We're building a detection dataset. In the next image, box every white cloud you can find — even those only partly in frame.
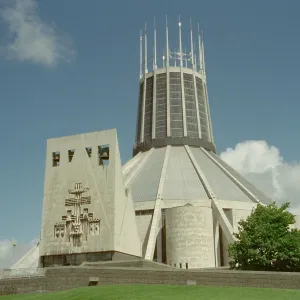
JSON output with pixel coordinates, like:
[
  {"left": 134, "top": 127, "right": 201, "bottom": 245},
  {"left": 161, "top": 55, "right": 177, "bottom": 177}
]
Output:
[
  {"left": 0, "top": 0, "right": 74, "bottom": 67},
  {"left": 0, "top": 239, "right": 38, "bottom": 269},
  {"left": 220, "top": 140, "right": 300, "bottom": 214}
]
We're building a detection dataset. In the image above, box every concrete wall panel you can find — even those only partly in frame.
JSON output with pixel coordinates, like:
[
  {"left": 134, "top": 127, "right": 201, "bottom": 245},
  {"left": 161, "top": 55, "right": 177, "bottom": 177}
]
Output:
[
  {"left": 39, "top": 129, "right": 141, "bottom": 261},
  {"left": 165, "top": 205, "right": 215, "bottom": 268}
]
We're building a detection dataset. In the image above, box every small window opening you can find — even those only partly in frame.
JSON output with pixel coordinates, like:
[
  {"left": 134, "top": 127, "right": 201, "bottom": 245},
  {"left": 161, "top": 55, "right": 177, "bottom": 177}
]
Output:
[
  {"left": 98, "top": 145, "right": 109, "bottom": 166},
  {"left": 85, "top": 147, "right": 92, "bottom": 158},
  {"left": 52, "top": 151, "right": 60, "bottom": 166},
  {"left": 88, "top": 280, "right": 98, "bottom": 286},
  {"left": 54, "top": 226, "right": 60, "bottom": 238},
  {"left": 186, "top": 262, "right": 189, "bottom": 269},
  {"left": 180, "top": 263, "right": 182, "bottom": 269},
  {"left": 68, "top": 149, "right": 75, "bottom": 162},
  {"left": 174, "top": 263, "right": 176, "bottom": 268}
]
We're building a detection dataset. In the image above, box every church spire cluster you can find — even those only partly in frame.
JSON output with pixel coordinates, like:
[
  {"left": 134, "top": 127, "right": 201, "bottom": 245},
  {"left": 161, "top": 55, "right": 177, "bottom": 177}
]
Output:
[{"left": 139, "top": 16, "right": 207, "bottom": 79}]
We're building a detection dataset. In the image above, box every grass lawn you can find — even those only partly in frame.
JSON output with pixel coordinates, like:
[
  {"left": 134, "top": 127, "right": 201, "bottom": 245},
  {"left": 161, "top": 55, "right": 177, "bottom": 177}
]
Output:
[{"left": 2, "top": 284, "right": 300, "bottom": 300}]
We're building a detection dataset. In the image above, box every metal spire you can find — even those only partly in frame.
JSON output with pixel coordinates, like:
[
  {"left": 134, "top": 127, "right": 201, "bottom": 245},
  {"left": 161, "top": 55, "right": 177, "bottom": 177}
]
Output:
[
  {"left": 194, "top": 43, "right": 197, "bottom": 71},
  {"left": 190, "top": 18, "right": 195, "bottom": 70},
  {"left": 178, "top": 15, "right": 183, "bottom": 67},
  {"left": 144, "top": 23, "right": 148, "bottom": 74},
  {"left": 153, "top": 17, "right": 157, "bottom": 70},
  {"left": 201, "top": 29, "right": 206, "bottom": 77},
  {"left": 174, "top": 48, "right": 177, "bottom": 67},
  {"left": 139, "top": 17, "right": 205, "bottom": 72},
  {"left": 198, "top": 22, "right": 203, "bottom": 75},
  {"left": 140, "top": 29, "right": 143, "bottom": 79},
  {"left": 166, "top": 15, "right": 169, "bottom": 67}
]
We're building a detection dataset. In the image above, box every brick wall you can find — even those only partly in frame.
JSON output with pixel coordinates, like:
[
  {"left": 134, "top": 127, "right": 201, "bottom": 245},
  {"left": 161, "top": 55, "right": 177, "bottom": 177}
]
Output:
[{"left": 1, "top": 266, "right": 300, "bottom": 295}]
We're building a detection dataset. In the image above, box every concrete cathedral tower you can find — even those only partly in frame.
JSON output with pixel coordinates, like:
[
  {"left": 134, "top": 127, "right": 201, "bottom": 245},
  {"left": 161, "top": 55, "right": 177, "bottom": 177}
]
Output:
[
  {"left": 12, "top": 17, "right": 282, "bottom": 270},
  {"left": 38, "top": 130, "right": 141, "bottom": 267},
  {"left": 122, "top": 17, "right": 273, "bottom": 268}
]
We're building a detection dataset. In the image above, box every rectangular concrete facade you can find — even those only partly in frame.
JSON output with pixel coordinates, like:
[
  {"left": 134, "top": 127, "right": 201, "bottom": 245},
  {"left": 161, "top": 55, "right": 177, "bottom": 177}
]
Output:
[
  {"left": 135, "top": 213, "right": 153, "bottom": 257},
  {"left": 39, "top": 129, "right": 141, "bottom": 265}
]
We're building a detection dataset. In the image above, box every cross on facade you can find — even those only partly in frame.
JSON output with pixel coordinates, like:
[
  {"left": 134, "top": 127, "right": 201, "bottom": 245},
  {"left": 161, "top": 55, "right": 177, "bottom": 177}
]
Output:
[
  {"left": 64, "top": 183, "right": 91, "bottom": 238},
  {"left": 55, "top": 182, "right": 100, "bottom": 245}
]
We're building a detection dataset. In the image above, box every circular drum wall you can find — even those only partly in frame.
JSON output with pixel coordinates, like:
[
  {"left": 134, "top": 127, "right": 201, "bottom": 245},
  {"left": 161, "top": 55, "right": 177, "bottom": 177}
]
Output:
[{"left": 165, "top": 205, "right": 215, "bottom": 269}]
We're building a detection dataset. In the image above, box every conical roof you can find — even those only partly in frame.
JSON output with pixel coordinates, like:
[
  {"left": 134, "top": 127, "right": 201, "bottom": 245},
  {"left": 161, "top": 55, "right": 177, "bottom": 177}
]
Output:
[{"left": 123, "top": 145, "right": 272, "bottom": 205}]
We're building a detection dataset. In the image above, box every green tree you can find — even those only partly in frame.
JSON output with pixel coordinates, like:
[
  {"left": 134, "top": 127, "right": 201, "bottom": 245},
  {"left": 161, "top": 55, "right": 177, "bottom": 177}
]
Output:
[{"left": 228, "top": 202, "right": 300, "bottom": 272}]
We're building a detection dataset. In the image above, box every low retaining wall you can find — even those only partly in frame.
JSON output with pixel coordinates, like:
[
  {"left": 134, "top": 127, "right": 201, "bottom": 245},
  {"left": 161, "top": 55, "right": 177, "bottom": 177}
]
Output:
[
  {"left": 1, "top": 266, "right": 300, "bottom": 295},
  {"left": 81, "top": 259, "right": 175, "bottom": 270}
]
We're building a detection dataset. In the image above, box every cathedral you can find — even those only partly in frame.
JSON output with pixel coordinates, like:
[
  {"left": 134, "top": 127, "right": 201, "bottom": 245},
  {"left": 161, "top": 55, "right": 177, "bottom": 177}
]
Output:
[{"left": 12, "top": 18, "right": 299, "bottom": 270}]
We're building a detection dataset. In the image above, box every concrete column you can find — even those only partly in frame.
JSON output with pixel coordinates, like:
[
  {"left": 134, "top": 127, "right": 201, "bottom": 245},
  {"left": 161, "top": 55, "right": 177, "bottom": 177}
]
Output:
[
  {"left": 202, "top": 79, "right": 213, "bottom": 142},
  {"left": 166, "top": 69, "right": 171, "bottom": 137},
  {"left": 193, "top": 73, "right": 202, "bottom": 138},
  {"left": 214, "top": 219, "right": 220, "bottom": 267},
  {"left": 180, "top": 69, "right": 187, "bottom": 136},
  {"left": 140, "top": 77, "right": 147, "bottom": 142},
  {"left": 156, "top": 217, "right": 163, "bottom": 263},
  {"left": 152, "top": 71, "right": 157, "bottom": 139}
]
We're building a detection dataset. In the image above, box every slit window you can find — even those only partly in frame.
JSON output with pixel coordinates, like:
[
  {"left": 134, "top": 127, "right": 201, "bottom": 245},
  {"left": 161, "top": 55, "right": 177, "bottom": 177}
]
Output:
[
  {"left": 98, "top": 144, "right": 109, "bottom": 166},
  {"left": 86, "top": 147, "right": 92, "bottom": 158},
  {"left": 186, "top": 262, "right": 189, "bottom": 269},
  {"left": 68, "top": 149, "right": 75, "bottom": 162},
  {"left": 52, "top": 151, "right": 60, "bottom": 167}
]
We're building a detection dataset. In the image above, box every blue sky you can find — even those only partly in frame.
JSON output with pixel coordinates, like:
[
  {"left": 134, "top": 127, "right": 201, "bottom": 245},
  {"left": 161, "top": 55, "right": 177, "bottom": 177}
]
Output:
[{"left": 1, "top": 0, "right": 300, "bottom": 266}]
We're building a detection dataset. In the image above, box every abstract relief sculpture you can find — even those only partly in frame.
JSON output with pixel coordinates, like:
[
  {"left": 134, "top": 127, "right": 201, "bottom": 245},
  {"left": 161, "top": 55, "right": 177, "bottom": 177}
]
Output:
[{"left": 54, "top": 183, "right": 100, "bottom": 247}]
